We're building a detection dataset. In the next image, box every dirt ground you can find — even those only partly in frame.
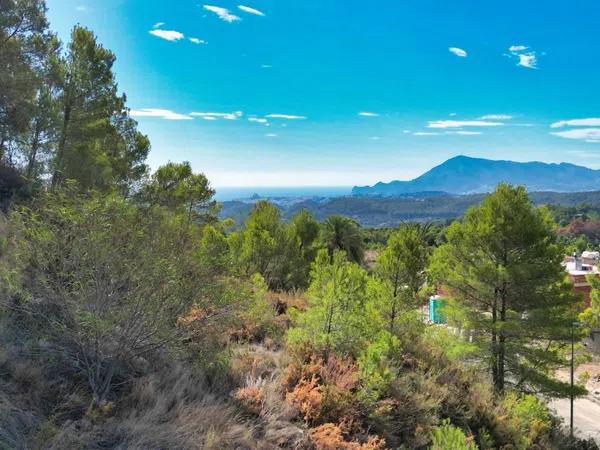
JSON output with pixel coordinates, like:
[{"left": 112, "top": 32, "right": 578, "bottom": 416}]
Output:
[{"left": 556, "top": 360, "right": 600, "bottom": 400}]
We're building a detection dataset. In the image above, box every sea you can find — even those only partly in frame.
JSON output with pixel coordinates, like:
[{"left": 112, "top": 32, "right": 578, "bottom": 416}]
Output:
[{"left": 214, "top": 186, "right": 352, "bottom": 201}]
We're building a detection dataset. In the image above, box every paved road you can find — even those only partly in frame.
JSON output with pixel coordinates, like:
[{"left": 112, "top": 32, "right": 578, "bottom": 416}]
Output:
[{"left": 549, "top": 398, "right": 600, "bottom": 441}]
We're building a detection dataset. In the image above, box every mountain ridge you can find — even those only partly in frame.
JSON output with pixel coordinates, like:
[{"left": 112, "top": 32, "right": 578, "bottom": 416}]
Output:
[{"left": 352, "top": 155, "right": 600, "bottom": 197}]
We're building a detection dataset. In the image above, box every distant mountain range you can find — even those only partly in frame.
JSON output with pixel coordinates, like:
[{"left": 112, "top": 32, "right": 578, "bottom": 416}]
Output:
[{"left": 352, "top": 155, "right": 600, "bottom": 197}]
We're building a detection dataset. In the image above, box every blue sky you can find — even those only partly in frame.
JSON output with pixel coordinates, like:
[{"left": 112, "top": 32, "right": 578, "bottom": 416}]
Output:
[{"left": 47, "top": 0, "right": 600, "bottom": 187}]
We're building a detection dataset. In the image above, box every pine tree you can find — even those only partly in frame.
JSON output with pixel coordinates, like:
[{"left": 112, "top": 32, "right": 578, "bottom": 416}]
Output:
[
  {"left": 430, "top": 184, "right": 583, "bottom": 395},
  {"left": 375, "top": 224, "right": 429, "bottom": 332},
  {"left": 51, "top": 26, "right": 148, "bottom": 191}
]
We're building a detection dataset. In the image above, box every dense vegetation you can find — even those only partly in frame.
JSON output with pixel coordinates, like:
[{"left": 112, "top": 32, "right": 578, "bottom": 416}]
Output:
[
  {"left": 1, "top": 2, "right": 600, "bottom": 449},
  {"left": 221, "top": 190, "right": 600, "bottom": 228}
]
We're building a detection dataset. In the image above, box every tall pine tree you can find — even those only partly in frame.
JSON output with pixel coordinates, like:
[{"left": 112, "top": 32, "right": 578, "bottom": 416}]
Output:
[{"left": 430, "top": 184, "right": 583, "bottom": 396}]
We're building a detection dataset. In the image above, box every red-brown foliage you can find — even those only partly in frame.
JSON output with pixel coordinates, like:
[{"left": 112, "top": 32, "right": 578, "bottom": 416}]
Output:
[{"left": 309, "top": 423, "right": 385, "bottom": 450}]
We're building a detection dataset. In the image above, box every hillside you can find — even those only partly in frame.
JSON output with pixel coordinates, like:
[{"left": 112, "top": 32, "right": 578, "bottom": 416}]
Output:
[
  {"left": 220, "top": 190, "right": 600, "bottom": 227},
  {"left": 352, "top": 156, "right": 600, "bottom": 197}
]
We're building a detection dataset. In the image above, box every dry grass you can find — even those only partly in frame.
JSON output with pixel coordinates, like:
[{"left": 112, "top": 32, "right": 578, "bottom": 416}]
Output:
[
  {"left": 283, "top": 353, "right": 360, "bottom": 427},
  {"left": 47, "top": 363, "right": 258, "bottom": 450},
  {"left": 309, "top": 423, "right": 385, "bottom": 450}
]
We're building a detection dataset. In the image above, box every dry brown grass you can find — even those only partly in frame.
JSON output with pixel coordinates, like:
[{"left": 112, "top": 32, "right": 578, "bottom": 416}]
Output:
[
  {"left": 286, "top": 375, "right": 324, "bottom": 423},
  {"left": 234, "top": 378, "right": 266, "bottom": 416},
  {"left": 283, "top": 353, "right": 360, "bottom": 427},
  {"left": 33, "top": 362, "right": 257, "bottom": 450},
  {"left": 309, "top": 423, "right": 385, "bottom": 450}
]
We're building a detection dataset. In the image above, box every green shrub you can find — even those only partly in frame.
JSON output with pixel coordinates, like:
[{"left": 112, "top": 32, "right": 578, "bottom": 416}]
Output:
[
  {"left": 357, "top": 331, "right": 401, "bottom": 406},
  {"left": 430, "top": 419, "right": 478, "bottom": 449}
]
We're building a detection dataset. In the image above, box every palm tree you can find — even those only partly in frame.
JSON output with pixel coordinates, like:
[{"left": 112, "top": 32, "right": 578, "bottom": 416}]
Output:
[{"left": 322, "top": 215, "right": 364, "bottom": 264}]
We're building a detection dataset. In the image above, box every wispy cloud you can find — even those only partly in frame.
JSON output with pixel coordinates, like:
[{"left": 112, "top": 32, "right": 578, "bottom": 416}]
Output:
[
  {"left": 191, "top": 111, "right": 243, "bottom": 120},
  {"left": 153, "top": 22, "right": 165, "bottom": 28},
  {"left": 509, "top": 45, "right": 527, "bottom": 52},
  {"left": 427, "top": 120, "right": 504, "bottom": 129},
  {"left": 551, "top": 128, "right": 600, "bottom": 142},
  {"left": 261, "top": 64, "right": 272, "bottom": 69},
  {"left": 203, "top": 5, "right": 241, "bottom": 22},
  {"left": 76, "top": 5, "right": 87, "bottom": 12},
  {"left": 130, "top": 108, "right": 192, "bottom": 121},
  {"left": 448, "top": 47, "right": 467, "bottom": 57},
  {"left": 358, "top": 112, "right": 379, "bottom": 117},
  {"left": 249, "top": 117, "right": 268, "bottom": 124},
  {"left": 266, "top": 114, "right": 306, "bottom": 120},
  {"left": 507, "top": 45, "right": 538, "bottom": 69},
  {"left": 189, "top": 37, "right": 206, "bottom": 45},
  {"left": 479, "top": 114, "right": 513, "bottom": 120},
  {"left": 149, "top": 29, "right": 184, "bottom": 42},
  {"left": 447, "top": 131, "right": 483, "bottom": 135},
  {"left": 266, "top": 133, "right": 278, "bottom": 137},
  {"left": 238, "top": 5, "right": 265, "bottom": 16},
  {"left": 551, "top": 118, "right": 600, "bottom": 128},
  {"left": 414, "top": 130, "right": 482, "bottom": 136}
]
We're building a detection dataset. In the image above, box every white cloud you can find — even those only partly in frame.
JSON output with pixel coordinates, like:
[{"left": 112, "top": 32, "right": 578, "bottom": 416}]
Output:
[
  {"left": 370, "top": 136, "right": 381, "bottom": 140},
  {"left": 190, "top": 111, "right": 243, "bottom": 120},
  {"left": 130, "top": 108, "right": 192, "bottom": 121},
  {"left": 189, "top": 37, "right": 206, "bottom": 45},
  {"left": 447, "top": 131, "right": 483, "bottom": 135},
  {"left": 266, "top": 114, "right": 306, "bottom": 120},
  {"left": 249, "top": 117, "right": 268, "bottom": 124},
  {"left": 153, "top": 22, "right": 165, "bottom": 28},
  {"left": 479, "top": 114, "right": 513, "bottom": 120},
  {"left": 507, "top": 45, "right": 538, "bottom": 69},
  {"left": 76, "top": 5, "right": 87, "bottom": 12},
  {"left": 517, "top": 53, "right": 538, "bottom": 69},
  {"left": 427, "top": 120, "right": 504, "bottom": 128},
  {"left": 238, "top": 5, "right": 265, "bottom": 16},
  {"left": 509, "top": 45, "right": 528, "bottom": 52},
  {"left": 203, "top": 5, "right": 241, "bottom": 22},
  {"left": 149, "top": 29, "right": 184, "bottom": 42},
  {"left": 414, "top": 132, "right": 440, "bottom": 136},
  {"left": 266, "top": 133, "right": 278, "bottom": 137},
  {"left": 358, "top": 112, "right": 379, "bottom": 117},
  {"left": 448, "top": 47, "right": 467, "bottom": 57},
  {"left": 551, "top": 128, "right": 600, "bottom": 142},
  {"left": 551, "top": 118, "right": 600, "bottom": 128}
]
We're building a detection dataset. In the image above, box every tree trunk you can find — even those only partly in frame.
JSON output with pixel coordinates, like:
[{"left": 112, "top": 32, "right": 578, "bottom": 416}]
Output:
[
  {"left": 52, "top": 100, "right": 71, "bottom": 188},
  {"left": 26, "top": 119, "right": 41, "bottom": 180},
  {"left": 491, "top": 288, "right": 502, "bottom": 391},
  {"left": 498, "top": 288, "right": 507, "bottom": 392}
]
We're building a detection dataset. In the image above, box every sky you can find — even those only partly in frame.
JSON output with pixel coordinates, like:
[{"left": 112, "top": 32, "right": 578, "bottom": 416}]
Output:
[{"left": 46, "top": 0, "right": 600, "bottom": 187}]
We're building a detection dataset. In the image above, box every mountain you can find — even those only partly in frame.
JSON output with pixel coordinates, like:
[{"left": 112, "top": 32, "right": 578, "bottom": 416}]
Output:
[{"left": 352, "top": 155, "right": 600, "bottom": 197}]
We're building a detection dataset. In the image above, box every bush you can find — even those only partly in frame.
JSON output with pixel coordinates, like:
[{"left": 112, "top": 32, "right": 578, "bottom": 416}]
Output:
[
  {"left": 284, "top": 353, "right": 359, "bottom": 426},
  {"left": 309, "top": 423, "right": 385, "bottom": 450},
  {"left": 430, "top": 419, "right": 477, "bottom": 449},
  {"left": 357, "top": 331, "right": 401, "bottom": 406},
  {"left": 2, "top": 191, "right": 226, "bottom": 405},
  {"left": 494, "top": 393, "right": 553, "bottom": 449}
]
